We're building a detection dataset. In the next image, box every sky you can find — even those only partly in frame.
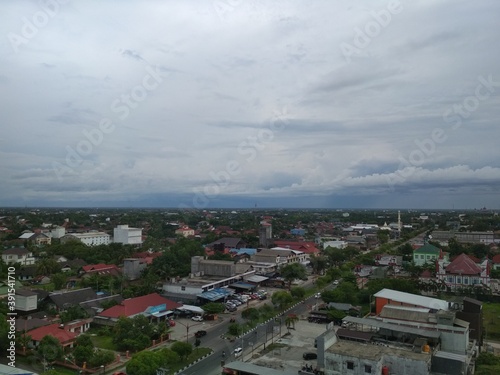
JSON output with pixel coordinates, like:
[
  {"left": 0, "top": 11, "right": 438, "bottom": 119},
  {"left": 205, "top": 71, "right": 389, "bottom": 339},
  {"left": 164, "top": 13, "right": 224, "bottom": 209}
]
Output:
[{"left": 1, "top": 0, "right": 500, "bottom": 210}]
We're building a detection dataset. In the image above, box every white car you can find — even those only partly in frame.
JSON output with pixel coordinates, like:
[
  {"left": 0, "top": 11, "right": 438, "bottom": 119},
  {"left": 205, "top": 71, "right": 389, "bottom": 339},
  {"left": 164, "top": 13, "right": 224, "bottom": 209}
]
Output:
[
  {"left": 191, "top": 315, "right": 204, "bottom": 322},
  {"left": 233, "top": 347, "right": 242, "bottom": 357},
  {"left": 333, "top": 280, "right": 339, "bottom": 285},
  {"left": 314, "top": 293, "right": 321, "bottom": 298}
]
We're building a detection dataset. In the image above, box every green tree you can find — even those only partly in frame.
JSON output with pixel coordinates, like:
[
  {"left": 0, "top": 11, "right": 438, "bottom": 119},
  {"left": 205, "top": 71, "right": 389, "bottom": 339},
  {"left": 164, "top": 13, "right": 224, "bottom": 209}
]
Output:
[
  {"left": 322, "top": 282, "right": 358, "bottom": 305},
  {"left": 35, "top": 258, "right": 61, "bottom": 276},
  {"left": 271, "top": 291, "right": 293, "bottom": 310},
  {"left": 60, "top": 305, "right": 88, "bottom": 323},
  {"left": 171, "top": 341, "right": 192, "bottom": 359},
  {"left": 309, "top": 255, "right": 328, "bottom": 275},
  {"left": 202, "top": 302, "right": 225, "bottom": 315},
  {"left": 37, "top": 335, "right": 63, "bottom": 364},
  {"left": 241, "top": 307, "right": 260, "bottom": 321},
  {"left": 290, "top": 286, "right": 306, "bottom": 299},
  {"left": 87, "top": 349, "right": 115, "bottom": 368},
  {"left": 280, "top": 263, "right": 307, "bottom": 289},
  {"left": 72, "top": 345, "right": 94, "bottom": 367},
  {"left": 51, "top": 273, "right": 67, "bottom": 290},
  {"left": 126, "top": 351, "right": 164, "bottom": 375},
  {"left": 285, "top": 313, "right": 299, "bottom": 332}
]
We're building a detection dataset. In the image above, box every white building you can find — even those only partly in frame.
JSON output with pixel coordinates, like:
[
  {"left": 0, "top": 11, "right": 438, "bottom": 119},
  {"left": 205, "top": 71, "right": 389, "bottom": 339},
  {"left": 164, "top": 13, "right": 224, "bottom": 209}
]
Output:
[
  {"left": 323, "top": 240, "right": 348, "bottom": 250},
  {"left": 61, "top": 232, "right": 110, "bottom": 246},
  {"left": 113, "top": 224, "right": 143, "bottom": 245}
]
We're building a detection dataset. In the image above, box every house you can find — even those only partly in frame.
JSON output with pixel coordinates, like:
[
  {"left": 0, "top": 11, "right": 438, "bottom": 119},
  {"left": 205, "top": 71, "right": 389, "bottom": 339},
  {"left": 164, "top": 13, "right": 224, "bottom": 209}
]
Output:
[
  {"left": 437, "top": 253, "right": 491, "bottom": 291},
  {"left": 253, "top": 248, "right": 306, "bottom": 265},
  {"left": 123, "top": 258, "right": 148, "bottom": 280},
  {"left": 18, "top": 265, "right": 37, "bottom": 281},
  {"left": 95, "top": 293, "right": 182, "bottom": 326},
  {"left": 412, "top": 243, "right": 448, "bottom": 266},
  {"left": 2, "top": 248, "right": 35, "bottom": 265},
  {"left": 374, "top": 254, "right": 402, "bottom": 267},
  {"left": 15, "top": 289, "right": 38, "bottom": 312},
  {"left": 48, "top": 288, "right": 98, "bottom": 311},
  {"left": 60, "top": 258, "right": 87, "bottom": 272},
  {"left": 492, "top": 254, "right": 500, "bottom": 270},
  {"left": 28, "top": 323, "right": 78, "bottom": 348},
  {"left": 206, "top": 237, "right": 246, "bottom": 251},
  {"left": 19, "top": 232, "right": 51, "bottom": 246},
  {"left": 80, "top": 263, "right": 121, "bottom": 277},
  {"left": 175, "top": 225, "right": 195, "bottom": 237}
]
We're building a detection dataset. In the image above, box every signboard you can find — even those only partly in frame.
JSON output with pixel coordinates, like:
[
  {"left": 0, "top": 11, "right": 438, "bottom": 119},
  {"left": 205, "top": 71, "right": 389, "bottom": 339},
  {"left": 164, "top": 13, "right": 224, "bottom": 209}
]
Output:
[{"left": 145, "top": 303, "right": 166, "bottom": 314}]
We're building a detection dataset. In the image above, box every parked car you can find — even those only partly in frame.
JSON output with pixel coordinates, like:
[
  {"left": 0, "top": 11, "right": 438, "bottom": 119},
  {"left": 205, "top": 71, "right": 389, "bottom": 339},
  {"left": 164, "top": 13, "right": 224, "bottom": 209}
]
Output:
[
  {"left": 191, "top": 315, "right": 204, "bottom": 322},
  {"left": 314, "top": 293, "right": 321, "bottom": 298},
  {"left": 303, "top": 352, "right": 317, "bottom": 360},
  {"left": 194, "top": 330, "right": 207, "bottom": 338},
  {"left": 227, "top": 306, "right": 237, "bottom": 312}
]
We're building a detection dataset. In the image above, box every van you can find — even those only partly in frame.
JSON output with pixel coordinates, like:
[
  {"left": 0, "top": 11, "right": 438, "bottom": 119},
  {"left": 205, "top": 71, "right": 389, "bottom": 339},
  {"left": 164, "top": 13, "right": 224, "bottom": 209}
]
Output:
[{"left": 234, "top": 347, "right": 242, "bottom": 357}]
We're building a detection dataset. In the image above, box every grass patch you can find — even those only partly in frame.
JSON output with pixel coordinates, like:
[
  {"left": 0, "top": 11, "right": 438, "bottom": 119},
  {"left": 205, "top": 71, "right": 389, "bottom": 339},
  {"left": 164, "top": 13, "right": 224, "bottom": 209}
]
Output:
[
  {"left": 91, "top": 335, "right": 117, "bottom": 351},
  {"left": 167, "top": 347, "right": 211, "bottom": 374},
  {"left": 483, "top": 303, "right": 500, "bottom": 342}
]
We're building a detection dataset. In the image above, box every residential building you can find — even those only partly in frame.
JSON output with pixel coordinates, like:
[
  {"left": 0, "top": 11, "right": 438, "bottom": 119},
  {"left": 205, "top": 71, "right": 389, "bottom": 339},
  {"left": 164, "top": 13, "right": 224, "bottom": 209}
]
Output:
[
  {"left": 48, "top": 288, "right": 98, "bottom": 312},
  {"left": 61, "top": 231, "right": 110, "bottom": 246},
  {"left": 175, "top": 225, "right": 195, "bottom": 237},
  {"left": 412, "top": 244, "right": 448, "bottom": 266},
  {"left": 28, "top": 323, "right": 79, "bottom": 348},
  {"left": 437, "top": 253, "right": 490, "bottom": 291},
  {"left": 80, "top": 263, "right": 121, "bottom": 277},
  {"left": 2, "top": 248, "right": 35, "bottom": 265},
  {"left": 19, "top": 232, "right": 52, "bottom": 246},
  {"left": 272, "top": 240, "right": 320, "bottom": 256},
  {"left": 95, "top": 293, "right": 182, "bottom": 326},
  {"left": 323, "top": 240, "right": 348, "bottom": 250},
  {"left": 113, "top": 224, "right": 143, "bottom": 245}
]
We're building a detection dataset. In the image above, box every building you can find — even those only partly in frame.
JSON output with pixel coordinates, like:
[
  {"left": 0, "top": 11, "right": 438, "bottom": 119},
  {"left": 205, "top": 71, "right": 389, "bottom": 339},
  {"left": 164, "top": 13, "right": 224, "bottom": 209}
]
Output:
[
  {"left": 259, "top": 221, "right": 272, "bottom": 247},
  {"left": 113, "top": 224, "right": 143, "bottom": 245},
  {"left": 272, "top": 240, "right": 320, "bottom": 256},
  {"left": 175, "top": 225, "right": 195, "bottom": 237},
  {"left": 323, "top": 240, "right": 348, "bottom": 250},
  {"left": 48, "top": 288, "right": 98, "bottom": 312},
  {"left": 253, "top": 248, "right": 306, "bottom": 265},
  {"left": 15, "top": 289, "right": 38, "bottom": 312},
  {"left": 319, "top": 289, "right": 481, "bottom": 375},
  {"left": 2, "top": 248, "right": 35, "bottom": 265},
  {"left": 80, "top": 263, "right": 121, "bottom": 277},
  {"left": 436, "top": 253, "right": 490, "bottom": 291},
  {"left": 19, "top": 232, "right": 52, "bottom": 246},
  {"left": 123, "top": 258, "right": 148, "bottom": 280},
  {"left": 95, "top": 293, "right": 182, "bottom": 326},
  {"left": 61, "top": 231, "right": 110, "bottom": 246},
  {"left": 412, "top": 244, "right": 448, "bottom": 267},
  {"left": 431, "top": 231, "right": 495, "bottom": 245},
  {"left": 28, "top": 323, "right": 79, "bottom": 348}
]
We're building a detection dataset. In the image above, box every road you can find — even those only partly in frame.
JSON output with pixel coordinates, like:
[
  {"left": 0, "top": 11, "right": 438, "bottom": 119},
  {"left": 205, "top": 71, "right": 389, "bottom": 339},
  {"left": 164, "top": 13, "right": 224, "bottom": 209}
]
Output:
[{"left": 179, "top": 288, "right": 334, "bottom": 375}]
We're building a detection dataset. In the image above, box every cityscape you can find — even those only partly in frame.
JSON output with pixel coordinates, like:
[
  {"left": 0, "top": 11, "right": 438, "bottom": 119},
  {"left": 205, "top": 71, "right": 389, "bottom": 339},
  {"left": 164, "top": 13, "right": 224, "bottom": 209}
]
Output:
[
  {"left": 1, "top": 1, "right": 500, "bottom": 375},
  {"left": 1, "top": 207, "right": 500, "bottom": 375}
]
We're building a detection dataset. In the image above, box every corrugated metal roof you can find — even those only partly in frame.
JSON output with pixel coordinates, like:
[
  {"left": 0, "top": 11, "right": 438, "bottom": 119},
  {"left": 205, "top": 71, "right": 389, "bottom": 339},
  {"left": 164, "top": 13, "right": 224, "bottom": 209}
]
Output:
[
  {"left": 374, "top": 288, "right": 449, "bottom": 311},
  {"left": 343, "top": 316, "right": 441, "bottom": 339}
]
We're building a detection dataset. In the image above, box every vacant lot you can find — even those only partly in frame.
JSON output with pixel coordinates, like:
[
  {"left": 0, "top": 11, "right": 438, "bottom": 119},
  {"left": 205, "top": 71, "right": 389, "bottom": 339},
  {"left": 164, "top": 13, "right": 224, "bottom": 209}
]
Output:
[{"left": 483, "top": 302, "right": 500, "bottom": 342}]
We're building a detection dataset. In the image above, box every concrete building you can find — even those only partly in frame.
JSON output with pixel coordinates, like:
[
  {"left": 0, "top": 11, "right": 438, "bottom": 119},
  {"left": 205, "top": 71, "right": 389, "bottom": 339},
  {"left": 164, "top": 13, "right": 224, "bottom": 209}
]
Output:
[
  {"left": 319, "top": 289, "right": 480, "bottom": 375},
  {"left": 113, "top": 224, "right": 143, "bottom": 245},
  {"left": 431, "top": 231, "right": 495, "bottom": 245},
  {"left": 61, "top": 231, "right": 110, "bottom": 246},
  {"left": 413, "top": 244, "right": 448, "bottom": 267},
  {"left": 15, "top": 289, "right": 38, "bottom": 312},
  {"left": 123, "top": 258, "right": 147, "bottom": 280},
  {"left": 259, "top": 221, "right": 272, "bottom": 247}
]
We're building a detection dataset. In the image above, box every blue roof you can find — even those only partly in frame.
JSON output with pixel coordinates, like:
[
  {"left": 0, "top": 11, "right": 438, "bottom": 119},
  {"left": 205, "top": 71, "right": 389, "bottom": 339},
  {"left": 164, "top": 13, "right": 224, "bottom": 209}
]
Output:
[
  {"left": 230, "top": 248, "right": 257, "bottom": 255},
  {"left": 198, "top": 287, "right": 233, "bottom": 302}
]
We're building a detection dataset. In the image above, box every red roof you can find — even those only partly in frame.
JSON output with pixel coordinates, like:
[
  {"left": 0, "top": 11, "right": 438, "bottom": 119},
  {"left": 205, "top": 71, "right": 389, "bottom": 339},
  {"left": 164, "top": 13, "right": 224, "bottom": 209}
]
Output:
[
  {"left": 272, "top": 240, "right": 319, "bottom": 254},
  {"left": 98, "top": 293, "right": 182, "bottom": 318},
  {"left": 28, "top": 323, "right": 77, "bottom": 345},
  {"left": 492, "top": 254, "right": 500, "bottom": 264},
  {"left": 446, "top": 253, "right": 482, "bottom": 275},
  {"left": 82, "top": 264, "right": 121, "bottom": 275}
]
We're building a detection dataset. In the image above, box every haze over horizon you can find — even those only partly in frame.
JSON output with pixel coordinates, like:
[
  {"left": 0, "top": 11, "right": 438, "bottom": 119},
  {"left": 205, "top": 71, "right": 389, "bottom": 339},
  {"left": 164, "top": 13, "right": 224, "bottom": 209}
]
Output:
[{"left": 1, "top": 1, "right": 500, "bottom": 210}]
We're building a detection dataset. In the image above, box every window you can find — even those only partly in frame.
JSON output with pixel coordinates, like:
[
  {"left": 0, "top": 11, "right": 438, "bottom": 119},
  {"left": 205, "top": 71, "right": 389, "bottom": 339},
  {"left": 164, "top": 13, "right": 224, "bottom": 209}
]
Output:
[
  {"left": 420, "top": 255, "right": 425, "bottom": 259},
  {"left": 426, "top": 255, "right": 430, "bottom": 259},
  {"left": 456, "top": 277, "right": 462, "bottom": 284},
  {"left": 463, "top": 277, "right": 469, "bottom": 285},
  {"left": 364, "top": 364, "right": 372, "bottom": 373},
  {"left": 347, "top": 361, "right": 354, "bottom": 370},
  {"left": 181, "top": 286, "right": 186, "bottom": 291},
  {"left": 448, "top": 276, "right": 454, "bottom": 283}
]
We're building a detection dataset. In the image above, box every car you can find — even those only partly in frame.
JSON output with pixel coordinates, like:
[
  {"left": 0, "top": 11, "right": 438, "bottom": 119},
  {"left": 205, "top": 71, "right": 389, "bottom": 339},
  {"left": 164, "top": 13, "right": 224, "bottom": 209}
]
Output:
[
  {"left": 233, "top": 347, "right": 243, "bottom": 357},
  {"left": 191, "top": 315, "right": 204, "bottom": 322},
  {"left": 194, "top": 330, "right": 207, "bottom": 338},
  {"left": 227, "top": 306, "right": 237, "bottom": 312},
  {"left": 333, "top": 280, "right": 339, "bottom": 285},
  {"left": 303, "top": 352, "right": 317, "bottom": 360},
  {"left": 314, "top": 293, "right": 321, "bottom": 298}
]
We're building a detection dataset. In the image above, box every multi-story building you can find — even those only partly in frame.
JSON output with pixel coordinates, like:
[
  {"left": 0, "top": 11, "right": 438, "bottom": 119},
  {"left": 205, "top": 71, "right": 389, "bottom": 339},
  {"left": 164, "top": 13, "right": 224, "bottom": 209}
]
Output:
[
  {"left": 113, "top": 224, "right": 143, "bottom": 245},
  {"left": 175, "top": 225, "right": 195, "bottom": 237},
  {"left": 259, "top": 221, "right": 272, "bottom": 247},
  {"left": 437, "top": 253, "right": 490, "bottom": 291},
  {"left": 2, "top": 248, "right": 35, "bottom": 265},
  {"left": 61, "top": 231, "right": 110, "bottom": 246},
  {"left": 412, "top": 244, "right": 448, "bottom": 266},
  {"left": 318, "top": 289, "right": 481, "bottom": 375}
]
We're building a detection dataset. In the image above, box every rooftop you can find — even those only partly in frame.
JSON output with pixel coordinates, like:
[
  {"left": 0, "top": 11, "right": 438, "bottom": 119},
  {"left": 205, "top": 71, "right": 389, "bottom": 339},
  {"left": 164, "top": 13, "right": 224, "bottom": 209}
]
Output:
[{"left": 374, "top": 288, "right": 449, "bottom": 311}]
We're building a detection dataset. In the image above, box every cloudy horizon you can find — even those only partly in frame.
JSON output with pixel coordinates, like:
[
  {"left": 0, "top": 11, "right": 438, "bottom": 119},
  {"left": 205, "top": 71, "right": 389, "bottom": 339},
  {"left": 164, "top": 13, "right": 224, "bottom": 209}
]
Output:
[{"left": 1, "top": 0, "right": 500, "bottom": 210}]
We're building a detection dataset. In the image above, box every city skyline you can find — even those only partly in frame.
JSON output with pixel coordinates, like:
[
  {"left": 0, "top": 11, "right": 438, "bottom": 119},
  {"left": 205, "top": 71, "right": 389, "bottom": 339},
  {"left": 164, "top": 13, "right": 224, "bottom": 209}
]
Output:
[{"left": 1, "top": 1, "right": 500, "bottom": 209}]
